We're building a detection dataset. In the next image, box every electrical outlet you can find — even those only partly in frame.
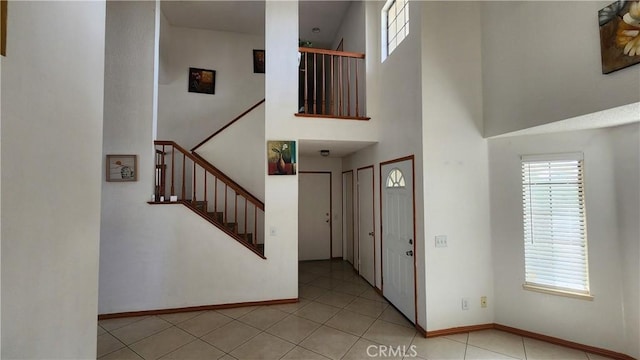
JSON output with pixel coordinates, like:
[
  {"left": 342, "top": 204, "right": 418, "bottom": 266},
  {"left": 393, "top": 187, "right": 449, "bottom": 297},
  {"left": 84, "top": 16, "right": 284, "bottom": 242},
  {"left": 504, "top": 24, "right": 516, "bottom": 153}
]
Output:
[
  {"left": 461, "top": 297, "right": 469, "bottom": 310},
  {"left": 481, "top": 296, "right": 487, "bottom": 308},
  {"left": 435, "top": 235, "right": 448, "bottom": 248}
]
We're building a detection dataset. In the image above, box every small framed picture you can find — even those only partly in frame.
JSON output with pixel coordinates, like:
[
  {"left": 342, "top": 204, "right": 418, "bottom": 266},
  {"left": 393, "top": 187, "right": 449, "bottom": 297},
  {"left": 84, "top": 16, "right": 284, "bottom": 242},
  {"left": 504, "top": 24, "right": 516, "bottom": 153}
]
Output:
[
  {"left": 106, "top": 155, "right": 137, "bottom": 182},
  {"left": 253, "top": 50, "right": 265, "bottom": 74},
  {"left": 188, "top": 67, "right": 216, "bottom": 94}
]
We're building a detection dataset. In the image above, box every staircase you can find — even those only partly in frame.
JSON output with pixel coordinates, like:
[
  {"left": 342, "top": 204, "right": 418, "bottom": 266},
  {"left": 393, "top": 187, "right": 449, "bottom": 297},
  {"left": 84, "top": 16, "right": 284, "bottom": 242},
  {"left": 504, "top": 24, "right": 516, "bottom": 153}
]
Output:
[{"left": 151, "top": 141, "right": 265, "bottom": 258}]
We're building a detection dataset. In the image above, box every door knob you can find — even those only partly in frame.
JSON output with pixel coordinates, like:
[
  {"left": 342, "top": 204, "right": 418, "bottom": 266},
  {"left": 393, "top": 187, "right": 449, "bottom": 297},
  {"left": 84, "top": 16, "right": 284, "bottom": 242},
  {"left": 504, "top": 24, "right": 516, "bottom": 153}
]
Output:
[
  {"left": 406, "top": 250, "right": 413, "bottom": 256},
  {"left": 368, "top": 231, "right": 374, "bottom": 236}
]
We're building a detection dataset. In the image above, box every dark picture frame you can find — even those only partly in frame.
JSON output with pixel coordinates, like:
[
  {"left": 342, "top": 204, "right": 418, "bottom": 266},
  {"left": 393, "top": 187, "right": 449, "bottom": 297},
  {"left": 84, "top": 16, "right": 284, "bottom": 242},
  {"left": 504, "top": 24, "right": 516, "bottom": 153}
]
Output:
[
  {"left": 598, "top": 0, "right": 640, "bottom": 74},
  {"left": 267, "top": 141, "right": 296, "bottom": 175},
  {"left": 253, "top": 49, "right": 265, "bottom": 74},
  {"left": 106, "top": 155, "right": 137, "bottom": 182},
  {"left": 188, "top": 67, "right": 216, "bottom": 94}
]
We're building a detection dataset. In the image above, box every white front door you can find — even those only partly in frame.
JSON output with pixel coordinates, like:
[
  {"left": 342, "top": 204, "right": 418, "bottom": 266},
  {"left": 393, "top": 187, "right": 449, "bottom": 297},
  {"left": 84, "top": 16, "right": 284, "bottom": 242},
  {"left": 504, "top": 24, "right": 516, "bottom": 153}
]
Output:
[
  {"left": 358, "top": 166, "right": 375, "bottom": 286},
  {"left": 343, "top": 171, "right": 354, "bottom": 265},
  {"left": 299, "top": 172, "right": 331, "bottom": 260},
  {"left": 381, "top": 158, "right": 415, "bottom": 322}
]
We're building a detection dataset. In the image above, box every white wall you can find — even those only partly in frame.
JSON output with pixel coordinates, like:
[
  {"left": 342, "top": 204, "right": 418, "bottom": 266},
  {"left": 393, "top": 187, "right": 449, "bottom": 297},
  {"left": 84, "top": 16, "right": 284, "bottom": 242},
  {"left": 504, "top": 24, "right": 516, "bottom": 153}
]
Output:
[
  {"left": 158, "top": 21, "right": 265, "bottom": 149},
  {"left": 99, "top": 0, "right": 298, "bottom": 315},
  {"left": 481, "top": 1, "right": 640, "bottom": 137},
  {"left": 299, "top": 156, "right": 343, "bottom": 258},
  {"left": 609, "top": 123, "right": 640, "bottom": 359},
  {"left": 420, "top": 2, "right": 495, "bottom": 331},
  {"left": 488, "top": 127, "right": 634, "bottom": 354},
  {"left": 1, "top": 2, "right": 105, "bottom": 358},
  {"left": 342, "top": 0, "right": 427, "bottom": 328},
  {"left": 195, "top": 103, "right": 265, "bottom": 201}
]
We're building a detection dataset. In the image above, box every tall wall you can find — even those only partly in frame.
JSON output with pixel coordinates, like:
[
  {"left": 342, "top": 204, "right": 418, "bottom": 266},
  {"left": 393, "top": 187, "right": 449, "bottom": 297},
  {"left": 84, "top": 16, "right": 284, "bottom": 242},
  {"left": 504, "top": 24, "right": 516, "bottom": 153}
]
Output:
[
  {"left": 342, "top": 0, "right": 427, "bottom": 328},
  {"left": 609, "top": 123, "right": 640, "bottom": 359},
  {"left": 482, "top": 1, "right": 640, "bottom": 137},
  {"left": 1, "top": 2, "right": 105, "bottom": 358},
  {"left": 99, "top": 0, "right": 297, "bottom": 315},
  {"left": 299, "top": 156, "right": 344, "bottom": 258},
  {"left": 158, "top": 18, "right": 265, "bottom": 149},
  {"left": 488, "top": 126, "right": 635, "bottom": 354},
  {"left": 420, "top": 2, "right": 494, "bottom": 331}
]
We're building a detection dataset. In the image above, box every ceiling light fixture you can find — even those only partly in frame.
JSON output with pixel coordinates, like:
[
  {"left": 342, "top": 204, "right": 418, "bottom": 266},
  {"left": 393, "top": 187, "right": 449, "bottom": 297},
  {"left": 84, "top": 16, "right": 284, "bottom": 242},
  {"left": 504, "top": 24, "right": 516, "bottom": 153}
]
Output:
[
  {"left": 312, "top": 27, "right": 321, "bottom": 33},
  {"left": 320, "top": 150, "right": 330, "bottom": 157}
]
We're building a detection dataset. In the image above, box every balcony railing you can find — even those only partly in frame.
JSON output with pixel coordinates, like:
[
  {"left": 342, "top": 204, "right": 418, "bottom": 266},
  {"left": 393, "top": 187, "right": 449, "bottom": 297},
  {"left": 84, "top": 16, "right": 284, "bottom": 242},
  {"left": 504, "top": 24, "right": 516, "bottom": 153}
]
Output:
[{"left": 297, "top": 47, "right": 369, "bottom": 120}]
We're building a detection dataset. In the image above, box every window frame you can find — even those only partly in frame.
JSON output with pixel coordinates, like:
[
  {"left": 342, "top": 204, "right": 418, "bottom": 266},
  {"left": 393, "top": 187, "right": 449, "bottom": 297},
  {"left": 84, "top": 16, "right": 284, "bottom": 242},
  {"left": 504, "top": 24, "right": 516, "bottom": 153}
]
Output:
[
  {"left": 520, "top": 152, "right": 593, "bottom": 300},
  {"left": 381, "top": 0, "right": 409, "bottom": 61}
]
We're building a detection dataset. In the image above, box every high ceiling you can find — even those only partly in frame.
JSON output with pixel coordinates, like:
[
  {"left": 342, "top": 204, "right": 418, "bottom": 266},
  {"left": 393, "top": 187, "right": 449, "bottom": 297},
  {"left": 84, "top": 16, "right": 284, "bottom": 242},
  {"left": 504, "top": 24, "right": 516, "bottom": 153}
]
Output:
[{"left": 161, "top": 0, "right": 352, "bottom": 49}]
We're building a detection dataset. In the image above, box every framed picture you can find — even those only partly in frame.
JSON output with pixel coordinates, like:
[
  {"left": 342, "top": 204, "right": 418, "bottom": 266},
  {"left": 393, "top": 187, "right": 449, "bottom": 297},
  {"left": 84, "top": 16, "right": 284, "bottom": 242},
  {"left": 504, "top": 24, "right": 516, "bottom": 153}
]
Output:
[
  {"left": 268, "top": 141, "right": 296, "bottom": 175},
  {"left": 188, "top": 67, "right": 216, "bottom": 94},
  {"left": 253, "top": 49, "right": 265, "bottom": 73},
  {"left": 106, "top": 155, "right": 137, "bottom": 182},
  {"left": 598, "top": 0, "right": 640, "bottom": 74}
]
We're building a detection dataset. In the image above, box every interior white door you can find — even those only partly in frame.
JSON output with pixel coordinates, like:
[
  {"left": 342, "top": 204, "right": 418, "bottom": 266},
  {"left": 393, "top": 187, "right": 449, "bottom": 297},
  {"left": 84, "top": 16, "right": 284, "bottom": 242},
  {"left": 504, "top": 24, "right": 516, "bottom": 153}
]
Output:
[
  {"left": 358, "top": 167, "right": 375, "bottom": 286},
  {"left": 343, "top": 171, "right": 354, "bottom": 265},
  {"left": 299, "top": 172, "right": 331, "bottom": 260},
  {"left": 381, "top": 159, "right": 415, "bottom": 322}
]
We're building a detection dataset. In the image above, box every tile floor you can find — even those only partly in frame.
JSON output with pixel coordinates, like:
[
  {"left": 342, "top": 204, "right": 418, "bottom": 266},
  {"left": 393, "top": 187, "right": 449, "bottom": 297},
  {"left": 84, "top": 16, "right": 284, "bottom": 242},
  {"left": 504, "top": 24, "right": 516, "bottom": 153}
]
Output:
[{"left": 98, "top": 260, "right": 615, "bottom": 360}]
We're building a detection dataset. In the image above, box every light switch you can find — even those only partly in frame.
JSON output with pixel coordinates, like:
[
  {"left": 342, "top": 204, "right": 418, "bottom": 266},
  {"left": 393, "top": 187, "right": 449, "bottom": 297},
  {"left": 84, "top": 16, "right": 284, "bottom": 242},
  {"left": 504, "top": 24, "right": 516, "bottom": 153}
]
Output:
[{"left": 435, "top": 235, "right": 447, "bottom": 248}]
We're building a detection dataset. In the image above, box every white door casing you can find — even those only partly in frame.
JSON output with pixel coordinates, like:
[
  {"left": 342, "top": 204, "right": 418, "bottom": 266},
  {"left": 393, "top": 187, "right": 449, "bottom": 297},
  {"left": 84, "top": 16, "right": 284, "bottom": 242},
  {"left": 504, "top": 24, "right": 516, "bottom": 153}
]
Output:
[
  {"left": 381, "top": 158, "right": 415, "bottom": 323},
  {"left": 299, "top": 172, "right": 331, "bottom": 260},
  {"left": 343, "top": 171, "right": 354, "bottom": 265},
  {"left": 358, "top": 166, "right": 375, "bottom": 286}
]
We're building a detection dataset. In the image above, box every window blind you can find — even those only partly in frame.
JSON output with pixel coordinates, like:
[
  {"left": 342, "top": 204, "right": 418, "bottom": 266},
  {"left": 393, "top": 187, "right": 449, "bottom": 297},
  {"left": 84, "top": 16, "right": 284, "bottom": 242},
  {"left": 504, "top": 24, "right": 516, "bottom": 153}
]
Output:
[{"left": 521, "top": 153, "right": 590, "bottom": 294}]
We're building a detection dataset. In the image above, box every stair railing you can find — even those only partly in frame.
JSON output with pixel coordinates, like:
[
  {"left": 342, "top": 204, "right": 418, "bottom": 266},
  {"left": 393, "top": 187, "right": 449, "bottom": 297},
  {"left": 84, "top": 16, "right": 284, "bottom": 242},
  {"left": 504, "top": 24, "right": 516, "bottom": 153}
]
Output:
[
  {"left": 297, "top": 47, "right": 369, "bottom": 120},
  {"left": 153, "top": 140, "right": 265, "bottom": 257}
]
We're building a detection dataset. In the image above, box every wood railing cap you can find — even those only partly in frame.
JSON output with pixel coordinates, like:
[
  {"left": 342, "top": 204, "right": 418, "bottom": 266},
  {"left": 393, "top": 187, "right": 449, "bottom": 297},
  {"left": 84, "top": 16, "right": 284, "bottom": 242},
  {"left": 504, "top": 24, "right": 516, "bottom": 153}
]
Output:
[{"left": 299, "top": 47, "right": 365, "bottom": 59}]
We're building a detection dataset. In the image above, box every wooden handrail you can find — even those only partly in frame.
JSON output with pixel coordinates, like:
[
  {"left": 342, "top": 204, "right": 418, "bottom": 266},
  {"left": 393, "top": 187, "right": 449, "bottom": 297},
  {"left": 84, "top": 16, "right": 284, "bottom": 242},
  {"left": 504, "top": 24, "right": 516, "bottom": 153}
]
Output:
[
  {"left": 155, "top": 140, "right": 264, "bottom": 210},
  {"left": 191, "top": 99, "right": 265, "bottom": 152},
  {"left": 299, "top": 47, "right": 365, "bottom": 59}
]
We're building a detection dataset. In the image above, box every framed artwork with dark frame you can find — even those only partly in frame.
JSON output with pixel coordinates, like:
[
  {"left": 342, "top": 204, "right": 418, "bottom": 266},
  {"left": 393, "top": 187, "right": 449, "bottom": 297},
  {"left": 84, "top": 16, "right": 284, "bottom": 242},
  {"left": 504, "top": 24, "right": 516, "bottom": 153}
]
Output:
[
  {"left": 253, "top": 49, "right": 265, "bottom": 73},
  {"left": 106, "top": 155, "right": 137, "bottom": 182},
  {"left": 268, "top": 141, "right": 296, "bottom": 175},
  {"left": 188, "top": 67, "right": 216, "bottom": 94},
  {"left": 598, "top": 0, "right": 640, "bottom": 74}
]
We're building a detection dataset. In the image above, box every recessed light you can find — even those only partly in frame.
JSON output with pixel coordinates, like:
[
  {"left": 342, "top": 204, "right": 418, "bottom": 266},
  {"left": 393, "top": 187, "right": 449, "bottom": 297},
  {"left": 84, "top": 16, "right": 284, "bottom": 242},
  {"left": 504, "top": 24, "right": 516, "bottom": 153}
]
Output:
[
  {"left": 312, "top": 27, "right": 321, "bottom": 33},
  {"left": 320, "top": 150, "right": 330, "bottom": 157}
]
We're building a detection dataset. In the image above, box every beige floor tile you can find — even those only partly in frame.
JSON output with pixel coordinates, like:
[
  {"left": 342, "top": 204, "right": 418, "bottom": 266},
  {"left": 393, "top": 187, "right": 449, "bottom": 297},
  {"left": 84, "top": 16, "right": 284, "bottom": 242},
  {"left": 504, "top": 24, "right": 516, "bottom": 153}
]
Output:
[
  {"left": 267, "top": 299, "right": 311, "bottom": 314},
  {"left": 468, "top": 329, "right": 525, "bottom": 359},
  {"left": 466, "top": 345, "right": 520, "bottom": 359},
  {"left": 308, "top": 276, "right": 340, "bottom": 290},
  {"left": 215, "top": 306, "right": 259, "bottom": 319},
  {"left": 158, "top": 311, "right": 203, "bottom": 325},
  {"left": 444, "top": 332, "right": 469, "bottom": 344},
  {"left": 111, "top": 317, "right": 172, "bottom": 345},
  {"left": 325, "top": 309, "right": 376, "bottom": 336},
  {"left": 99, "top": 347, "right": 143, "bottom": 360},
  {"left": 342, "top": 338, "right": 404, "bottom": 360},
  {"left": 281, "top": 346, "right": 331, "bottom": 360},
  {"left": 332, "top": 281, "right": 370, "bottom": 296},
  {"left": 230, "top": 332, "right": 295, "bottom": 360},
  {"left": 315, "top": 291, "right": 356, "bottom": 308},
  {"left": 524, "top": 337, "right": 589, "bottom": 360},
  {"left": 345, "top": 297, "right": 388, "bottom": 318},
  {"left": 176, "top": 311, "right": 233, "bottom": 337},
  {"left": 97, "top": 333, "right": 126, "bottom": 358},
  {"left": 99, "top": 316, "right": 149, "bottom": 332},
  {"left": 237, "top": 307, "right": 288, "bottom": 330},
  {"left": 97, "top": 325, "right": 107, "bottom": 336},
  {"left": 266, "top": 314, "right": 321, "bottom": 344},
  {"left": 293, "top": 302, "right": 341, "bottom": 323},
  {"left": 160, "top": 339, "right": 225, "bottom": 360},
  {"left": 359, "top": 287, "right": 388, "bottom": 303},
  {"left": 411, "top": 336, "right": 467, "bottom": 360},
  {"left": 379, "top": 306, "right": 414, "bottom": 328},
  {"left": 298, "top": 271, "right": 319, "bottom": 284},
  {"left": 299, "top": 325, "right": 359, "bottom": 360},
  {"left": 129, "top": 327, "right": 195, "bottom": 360},
  {"left": 220, "top": 355, "right": 238, "bottom": 360},
  {"left": 299, "top": 285, "right": 327, "bottom": 300},
  {"left": 363, "top": 319, "right": 417, "bottom": 348},
  {"left": 201, "top": 320, "right": 261, "bottom": 353}
]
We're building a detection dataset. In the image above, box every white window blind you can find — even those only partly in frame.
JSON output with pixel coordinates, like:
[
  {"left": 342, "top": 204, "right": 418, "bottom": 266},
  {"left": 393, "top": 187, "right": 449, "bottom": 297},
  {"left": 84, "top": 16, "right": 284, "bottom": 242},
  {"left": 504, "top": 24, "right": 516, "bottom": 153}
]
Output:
[{"left": 521, "top": 153, "right": 590, "bottom": 295}]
